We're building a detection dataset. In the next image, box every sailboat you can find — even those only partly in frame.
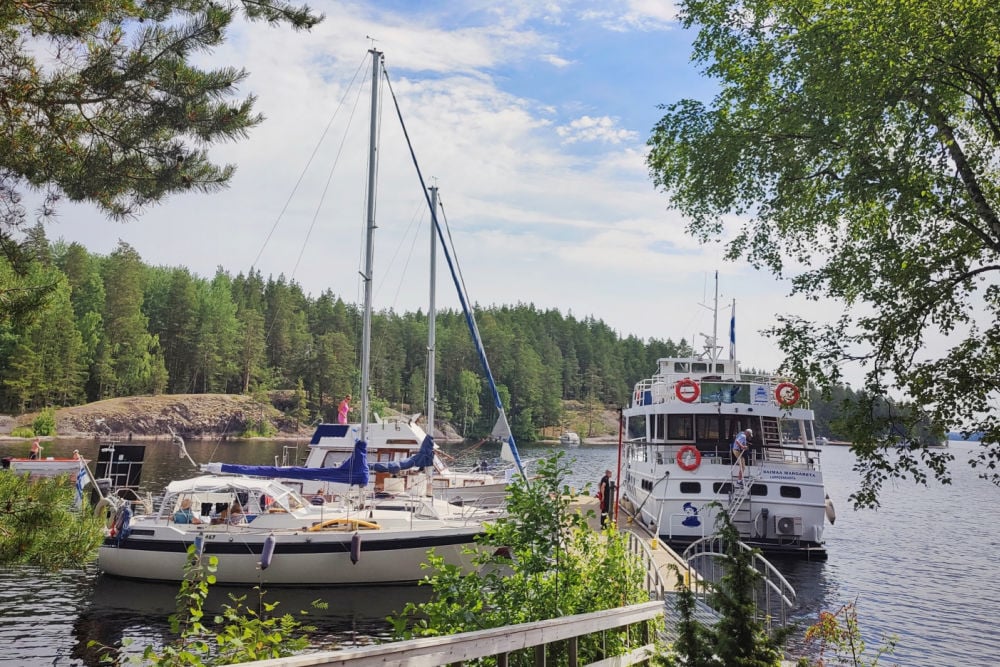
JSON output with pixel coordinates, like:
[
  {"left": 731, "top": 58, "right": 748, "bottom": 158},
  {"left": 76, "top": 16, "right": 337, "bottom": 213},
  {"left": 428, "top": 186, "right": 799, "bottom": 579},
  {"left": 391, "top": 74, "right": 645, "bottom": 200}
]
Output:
[{"left": 96, "top": 50, "right": 511, "bottom": 585}]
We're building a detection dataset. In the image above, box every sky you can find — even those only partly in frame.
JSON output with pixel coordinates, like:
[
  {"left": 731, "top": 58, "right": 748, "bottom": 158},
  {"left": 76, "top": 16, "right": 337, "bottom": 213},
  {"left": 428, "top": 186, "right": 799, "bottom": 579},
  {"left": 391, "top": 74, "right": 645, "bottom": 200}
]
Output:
[{"left": 38, "top": 0, "right": 840, "bottom": 380}]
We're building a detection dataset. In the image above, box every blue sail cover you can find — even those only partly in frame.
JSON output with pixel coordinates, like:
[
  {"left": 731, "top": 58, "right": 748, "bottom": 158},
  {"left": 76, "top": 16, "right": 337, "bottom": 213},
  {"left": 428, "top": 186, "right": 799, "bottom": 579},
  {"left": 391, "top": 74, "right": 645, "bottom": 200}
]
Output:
[
  {"left": 215, "top": 440, "right": 370, "bottom": 487},
  {"left": 370, "top": 435, "right": 435, "bottom": 474}
]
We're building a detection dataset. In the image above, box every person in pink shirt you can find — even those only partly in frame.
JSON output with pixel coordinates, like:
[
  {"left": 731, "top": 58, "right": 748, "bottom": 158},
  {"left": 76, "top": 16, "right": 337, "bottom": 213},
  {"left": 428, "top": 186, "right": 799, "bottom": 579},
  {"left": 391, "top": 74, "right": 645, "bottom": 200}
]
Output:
[{"left": 338, "top": 394, "right": 351, "bottom": 424}]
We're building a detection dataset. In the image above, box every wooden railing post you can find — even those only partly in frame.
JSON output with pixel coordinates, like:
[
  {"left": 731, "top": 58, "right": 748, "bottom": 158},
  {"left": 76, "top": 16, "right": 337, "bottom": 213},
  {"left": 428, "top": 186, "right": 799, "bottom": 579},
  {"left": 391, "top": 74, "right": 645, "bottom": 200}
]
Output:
[{"left": 568, "top": 636, "right": 578, "bottom": 667}]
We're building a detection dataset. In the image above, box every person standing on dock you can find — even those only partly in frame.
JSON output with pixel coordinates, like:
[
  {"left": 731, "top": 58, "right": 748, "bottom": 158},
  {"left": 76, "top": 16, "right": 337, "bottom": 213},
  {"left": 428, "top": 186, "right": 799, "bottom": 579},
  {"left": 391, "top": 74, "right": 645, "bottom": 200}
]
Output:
[
  {"left": 338, "top": 394, "right": 351, "bottom": 425},
  {"left": 732, "top": 428, "right": 752, "bottom": 486},
  {"left": 597, "top": 469, "right": 614, "bottom": 527}
]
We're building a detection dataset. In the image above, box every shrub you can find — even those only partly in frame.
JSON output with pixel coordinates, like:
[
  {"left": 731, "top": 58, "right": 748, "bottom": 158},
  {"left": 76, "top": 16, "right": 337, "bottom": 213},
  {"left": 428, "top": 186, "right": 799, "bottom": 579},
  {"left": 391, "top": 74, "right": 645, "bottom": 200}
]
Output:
[{"left": 32, "top": 408, "right": 56, "bottom": 436}]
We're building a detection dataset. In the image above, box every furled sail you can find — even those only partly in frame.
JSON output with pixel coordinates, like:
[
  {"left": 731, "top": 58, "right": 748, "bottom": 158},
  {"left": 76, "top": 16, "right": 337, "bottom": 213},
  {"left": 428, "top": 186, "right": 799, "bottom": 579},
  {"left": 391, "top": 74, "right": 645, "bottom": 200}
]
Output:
[
  {"left": 370, "top": 435, "right": 436, "bottom": 474},
  {"left": 204, "top": 441, "right": 370, "bottom": 486}
]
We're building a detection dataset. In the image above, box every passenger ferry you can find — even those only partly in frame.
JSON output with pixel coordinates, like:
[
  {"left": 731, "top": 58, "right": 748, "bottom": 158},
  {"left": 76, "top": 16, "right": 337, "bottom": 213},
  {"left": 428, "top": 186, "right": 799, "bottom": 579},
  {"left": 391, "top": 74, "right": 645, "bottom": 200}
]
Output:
[{"left": 619, "top": 286, "right": 829, "bottom": 559}]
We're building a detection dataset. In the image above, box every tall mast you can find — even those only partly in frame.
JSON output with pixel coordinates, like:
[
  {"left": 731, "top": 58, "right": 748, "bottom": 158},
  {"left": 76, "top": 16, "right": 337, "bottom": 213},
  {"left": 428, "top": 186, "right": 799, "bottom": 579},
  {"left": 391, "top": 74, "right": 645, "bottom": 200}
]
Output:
[
  {"left": 359, "top": 49, "right": 382, "bottom": 443},
  {"left": 427, "top": 186, "right": 438, "bottom": 437},
  {"left": 711, "top": 270, "right": 719, "bottom": 363}
]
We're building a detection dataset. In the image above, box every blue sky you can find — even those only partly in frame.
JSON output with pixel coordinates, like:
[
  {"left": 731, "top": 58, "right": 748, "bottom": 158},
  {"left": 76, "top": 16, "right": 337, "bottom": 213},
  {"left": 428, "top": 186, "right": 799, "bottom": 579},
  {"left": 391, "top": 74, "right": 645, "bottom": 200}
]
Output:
[{"left": 41, "top": 1, "right": 837, "bottom": 378}]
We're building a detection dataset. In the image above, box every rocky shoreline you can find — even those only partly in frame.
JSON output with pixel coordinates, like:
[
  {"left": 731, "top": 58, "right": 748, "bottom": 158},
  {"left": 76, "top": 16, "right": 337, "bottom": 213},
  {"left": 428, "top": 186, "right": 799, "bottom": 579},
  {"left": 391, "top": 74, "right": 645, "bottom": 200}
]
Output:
[{"left": 1, "top": 394, "right": 621, "bottom": 444}]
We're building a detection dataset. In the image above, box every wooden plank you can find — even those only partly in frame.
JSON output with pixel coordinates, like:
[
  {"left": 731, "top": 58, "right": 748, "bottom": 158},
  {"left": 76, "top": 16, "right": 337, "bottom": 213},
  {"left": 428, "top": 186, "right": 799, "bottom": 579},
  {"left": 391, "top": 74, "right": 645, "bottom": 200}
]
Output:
[{"left": 236, "top": 601, "right": 663, "bottom": 667}]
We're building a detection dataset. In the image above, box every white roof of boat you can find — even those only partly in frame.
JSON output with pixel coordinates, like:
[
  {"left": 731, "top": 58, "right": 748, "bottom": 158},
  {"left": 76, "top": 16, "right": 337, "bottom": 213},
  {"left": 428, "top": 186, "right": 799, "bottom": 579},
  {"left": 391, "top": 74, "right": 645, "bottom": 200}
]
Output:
[{"left": 164, "top": 475, "right": 290, "bottom": 494}]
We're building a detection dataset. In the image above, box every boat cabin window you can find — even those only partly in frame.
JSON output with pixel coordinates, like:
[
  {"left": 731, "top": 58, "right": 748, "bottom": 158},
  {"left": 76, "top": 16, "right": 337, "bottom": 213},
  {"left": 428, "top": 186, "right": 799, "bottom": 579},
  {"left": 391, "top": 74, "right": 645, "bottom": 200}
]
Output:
[
  {"left": 679, "top": 482, "right": 701, "bottom": 494},
  {"left": 320, "top": 451, "right": 351, "bottom": 468},
  {"left": 674, "top": 362, "right": 689, "bottom": 373},
  {"left": 653, "top": 414, "right": 664, "bottom": 440},
  {"left": 692, "top": 362, "right": 708, "bottom": 372},
  {"left": 627, "top": 415, "right": 646, "bottom": 441},
  {"left": 779, "top": 486, "right": 802, "bottom": 498},
  {"left": 749, "top": 484, "right": 767, "bottom": 496},
  {"left": 696, "top": 416, "right": 723, "bottom": 441},
  {"left": 713, "top": 482, "right": 734, "bottom": 495},
  {"left": 668, "top": 415, "right": 694, "bottom": 440}
]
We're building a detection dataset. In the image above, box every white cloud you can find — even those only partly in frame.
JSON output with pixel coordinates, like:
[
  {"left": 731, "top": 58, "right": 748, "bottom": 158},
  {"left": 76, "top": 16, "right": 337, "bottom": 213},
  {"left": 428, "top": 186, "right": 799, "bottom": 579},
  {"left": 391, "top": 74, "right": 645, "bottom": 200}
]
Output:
[
  {"left": 556, "top": 115, "right": 638, "bottom": 144},
  {"left": 581, "top": 0, "right": 679, "bottom": 32}
]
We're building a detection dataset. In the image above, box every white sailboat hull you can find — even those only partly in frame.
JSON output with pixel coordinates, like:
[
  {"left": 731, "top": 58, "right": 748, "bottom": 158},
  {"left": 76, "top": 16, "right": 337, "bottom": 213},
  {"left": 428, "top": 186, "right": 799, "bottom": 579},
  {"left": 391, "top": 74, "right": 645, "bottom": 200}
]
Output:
[{"left": 98, "top": 523, "right": 482, "bottom": 585}]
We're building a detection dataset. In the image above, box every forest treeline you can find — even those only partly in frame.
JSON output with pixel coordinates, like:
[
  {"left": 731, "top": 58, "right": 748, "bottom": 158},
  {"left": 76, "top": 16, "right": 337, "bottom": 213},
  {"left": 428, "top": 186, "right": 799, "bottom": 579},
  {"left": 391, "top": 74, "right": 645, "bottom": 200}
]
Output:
[{"left": 2, "top": 226, "right": 855, "bottom": 441}]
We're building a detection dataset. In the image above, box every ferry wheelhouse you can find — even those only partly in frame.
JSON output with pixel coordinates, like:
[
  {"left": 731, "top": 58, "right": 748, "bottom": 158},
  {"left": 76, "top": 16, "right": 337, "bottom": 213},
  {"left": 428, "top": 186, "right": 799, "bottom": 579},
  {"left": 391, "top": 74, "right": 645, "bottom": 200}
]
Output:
[{"left": 620, "top": 321, "right": 828, "bottom": 560}]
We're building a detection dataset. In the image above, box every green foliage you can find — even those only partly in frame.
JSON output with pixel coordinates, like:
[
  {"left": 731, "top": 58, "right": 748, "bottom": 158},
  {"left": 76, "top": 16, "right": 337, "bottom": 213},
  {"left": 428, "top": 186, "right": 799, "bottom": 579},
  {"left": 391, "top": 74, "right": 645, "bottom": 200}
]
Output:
[
  {"left": 389, "top": 453, "right": 649, "bottom": 665},
  {"left": 656, "top": 514, "right": 792, "bottom": 667},
  {"left": 0, "top": 2, "right": 323, "bottom": 323},
  {"left": 0, "top": 473, "right": 105, "bottom": 569},
  {"left": 797, "top": 600, "right": 897, "bottom": 667},
  {"left": 10, "top": 426, "right": 35, "bottom": 438},
  {"left": 95, "top": 545, "right": 320, "bottom": 665},
  {"left": 647, "top": 0, "right": 1000, "bottom": 506},
  {"left": 32, "top": 408, "right": 57, "bottom": 436}
]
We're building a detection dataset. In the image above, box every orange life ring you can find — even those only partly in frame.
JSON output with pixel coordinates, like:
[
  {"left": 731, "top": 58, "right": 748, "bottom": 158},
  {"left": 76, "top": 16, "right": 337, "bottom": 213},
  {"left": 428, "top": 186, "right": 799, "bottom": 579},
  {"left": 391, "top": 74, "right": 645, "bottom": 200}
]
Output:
[
  {"left": 775, "top": 382, "right": 801, "bottom": 407},
  {"left": 676, "top": 445, "right": 702, "bottom": 471},
  {"left": 675, "top": 378, "right": 700, "bottom": 403}
]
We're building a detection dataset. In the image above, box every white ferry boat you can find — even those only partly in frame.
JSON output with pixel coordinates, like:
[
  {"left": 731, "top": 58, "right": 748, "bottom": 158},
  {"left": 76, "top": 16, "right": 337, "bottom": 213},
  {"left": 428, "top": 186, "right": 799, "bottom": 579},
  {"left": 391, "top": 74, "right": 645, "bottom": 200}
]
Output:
[{"left": 619, "top": 285, "right": 829, "bottom": 559}]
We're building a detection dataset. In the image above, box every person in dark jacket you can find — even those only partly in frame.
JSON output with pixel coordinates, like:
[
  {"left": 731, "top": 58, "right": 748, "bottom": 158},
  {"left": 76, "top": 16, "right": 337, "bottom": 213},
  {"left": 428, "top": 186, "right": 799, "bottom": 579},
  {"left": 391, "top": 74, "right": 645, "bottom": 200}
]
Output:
[{"left": 597, "top": 469, "right": 614, "bottom": 527}]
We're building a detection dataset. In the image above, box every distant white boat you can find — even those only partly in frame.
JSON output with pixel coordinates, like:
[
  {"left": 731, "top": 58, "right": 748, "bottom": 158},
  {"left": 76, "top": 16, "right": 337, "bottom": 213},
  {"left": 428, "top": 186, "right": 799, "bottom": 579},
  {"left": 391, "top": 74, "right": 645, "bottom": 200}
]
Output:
[{"left": 559, "top": 431, "right": 581, "bottom": 447}]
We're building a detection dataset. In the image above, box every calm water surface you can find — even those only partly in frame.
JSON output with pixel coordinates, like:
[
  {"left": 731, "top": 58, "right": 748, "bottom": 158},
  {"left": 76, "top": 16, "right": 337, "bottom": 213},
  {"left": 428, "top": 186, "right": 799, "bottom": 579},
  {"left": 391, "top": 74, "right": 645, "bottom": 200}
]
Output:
[{"left": 1, "top": 438, "right": 997, "bottom": 666}]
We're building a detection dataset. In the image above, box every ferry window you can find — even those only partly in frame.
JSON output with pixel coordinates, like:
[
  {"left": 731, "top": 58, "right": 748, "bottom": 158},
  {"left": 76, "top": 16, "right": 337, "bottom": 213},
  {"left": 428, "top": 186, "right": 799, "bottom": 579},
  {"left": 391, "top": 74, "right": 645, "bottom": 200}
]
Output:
[
  {"left": 749, "top": 484, "right": 767, "bottom": 496},
  {"left": 692, "top": 362, "right": 707, "bottom": 372},
  {"left": 679, "top": 482, "right": 701, "bottom": 494},
  {"left": 674, "top": 362, "right": 689, "bottom": 373},
  {"left": 713, "top": 482, "right": 733, "bottom": 495},
  {"left": 654, "top": 414, "right": 665, "bottom": 440},
  {"left": 779, "top": 486, "right": 802, "bottom": 498},
  {"left": 696, "top": 416, "right": 722, "bottom": 440},
  {"left": 716, "top": 363, "right": 726, "bottom": 372},
  {"left": 668, "top": 415, "right": 693, "bottom": 440},
  {"left": 627, "top": 415, "right": 646, "bottom": 441}
]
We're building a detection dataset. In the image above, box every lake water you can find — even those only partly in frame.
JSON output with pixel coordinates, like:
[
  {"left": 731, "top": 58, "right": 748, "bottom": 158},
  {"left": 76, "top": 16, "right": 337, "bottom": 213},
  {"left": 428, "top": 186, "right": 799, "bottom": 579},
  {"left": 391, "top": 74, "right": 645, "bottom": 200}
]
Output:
[{"left": 1, "top": 438, "right": 997, "bottom": 666}]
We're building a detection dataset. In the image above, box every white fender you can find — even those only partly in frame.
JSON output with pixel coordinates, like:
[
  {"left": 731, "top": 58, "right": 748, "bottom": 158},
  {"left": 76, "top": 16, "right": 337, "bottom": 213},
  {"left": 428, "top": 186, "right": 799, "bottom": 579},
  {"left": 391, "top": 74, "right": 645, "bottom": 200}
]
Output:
[
  {"left": 825, "top": 494, "right": 836, "bottom": 525},
  {"left": 260, "top": 534, "right": 276, "bottom": 570}
]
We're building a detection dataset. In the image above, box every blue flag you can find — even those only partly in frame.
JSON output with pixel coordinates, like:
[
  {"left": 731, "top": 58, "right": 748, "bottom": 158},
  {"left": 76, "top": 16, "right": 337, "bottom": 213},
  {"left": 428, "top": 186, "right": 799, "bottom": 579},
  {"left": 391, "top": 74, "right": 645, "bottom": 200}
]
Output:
[{"left": 729, "top": 301, "right": 736, "bottom": 360}]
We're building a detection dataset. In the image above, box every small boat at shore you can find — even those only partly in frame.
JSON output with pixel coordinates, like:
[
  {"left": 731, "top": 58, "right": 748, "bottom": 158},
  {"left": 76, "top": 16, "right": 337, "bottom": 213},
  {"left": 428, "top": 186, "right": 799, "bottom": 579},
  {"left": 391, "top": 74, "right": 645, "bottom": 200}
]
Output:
[
  {"left": 559, "top": 431, "right": 581, "bottom": 447},
  {"left": 2, "top": 453, "right": 85, "bottom": 479}
]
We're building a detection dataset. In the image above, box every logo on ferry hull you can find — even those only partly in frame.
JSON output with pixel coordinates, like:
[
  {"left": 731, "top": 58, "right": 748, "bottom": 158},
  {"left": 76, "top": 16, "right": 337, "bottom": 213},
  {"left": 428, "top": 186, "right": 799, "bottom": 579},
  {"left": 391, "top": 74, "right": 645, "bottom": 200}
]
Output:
[
  {"left": 682, "top": 502, "right": 701, "bottom": 527},
  {"left": 752, "top": 384, "right": 770, "bottom": 404}
]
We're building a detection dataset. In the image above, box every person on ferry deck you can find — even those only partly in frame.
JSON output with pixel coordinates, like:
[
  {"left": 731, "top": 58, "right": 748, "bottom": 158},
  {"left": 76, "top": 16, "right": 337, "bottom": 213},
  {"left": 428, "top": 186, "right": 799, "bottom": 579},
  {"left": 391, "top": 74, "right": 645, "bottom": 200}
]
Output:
[
  {"left": 29, "top": 439, "right": 41, "bottom": 460},
  {"left": 732, "top": 428, "right": 752, "bottom": 485}
]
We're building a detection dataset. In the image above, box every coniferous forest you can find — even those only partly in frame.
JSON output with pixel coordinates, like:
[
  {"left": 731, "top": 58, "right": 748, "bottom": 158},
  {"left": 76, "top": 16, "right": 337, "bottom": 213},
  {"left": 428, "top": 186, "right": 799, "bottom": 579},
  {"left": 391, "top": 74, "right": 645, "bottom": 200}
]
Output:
[{"left": 2, "top": 226, "right": 856, "bottom": 442}]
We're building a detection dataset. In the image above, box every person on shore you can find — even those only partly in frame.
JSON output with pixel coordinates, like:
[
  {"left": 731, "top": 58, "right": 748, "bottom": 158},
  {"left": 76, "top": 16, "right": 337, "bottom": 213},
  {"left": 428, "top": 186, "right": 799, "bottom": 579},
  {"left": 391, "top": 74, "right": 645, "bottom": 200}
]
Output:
[
  {"left": 597, "top": 468, "right": 614, "bottom": 527},
  {"left": 173, "top": 498, "right": 202, "bottom": 524},
  {"left": 28, "top": 439, "right": 42, "bottom": 460},
  {"left": 732, "top": 428, "right": 752, "bottom": 486},
  {"left": 338, "top": 394, "right": 352, "bottom": 425}
]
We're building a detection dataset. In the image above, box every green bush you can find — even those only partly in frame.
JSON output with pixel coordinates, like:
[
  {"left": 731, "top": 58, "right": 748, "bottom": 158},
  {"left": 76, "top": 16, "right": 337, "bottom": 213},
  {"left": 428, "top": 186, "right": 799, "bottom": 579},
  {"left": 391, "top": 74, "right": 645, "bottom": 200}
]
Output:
[
  {"left": 32, "top": 408, "right": 56, "bottom": 436},
  {"left": 10, "top": 426, "right": 35, "bottom": 438},
  {"left": 390, "top": 453, "right": 650, "bottom": 666}
]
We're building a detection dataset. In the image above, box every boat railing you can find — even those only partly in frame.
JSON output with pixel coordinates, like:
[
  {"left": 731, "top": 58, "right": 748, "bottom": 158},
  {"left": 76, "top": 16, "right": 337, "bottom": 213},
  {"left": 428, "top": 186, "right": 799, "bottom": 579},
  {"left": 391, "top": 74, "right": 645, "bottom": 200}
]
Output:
[
  {"left": 632, "top": 376, "right": 809, "bottom": 409},
  {"left": 682, "top": 535, "right": 797, "bottom": 628}
]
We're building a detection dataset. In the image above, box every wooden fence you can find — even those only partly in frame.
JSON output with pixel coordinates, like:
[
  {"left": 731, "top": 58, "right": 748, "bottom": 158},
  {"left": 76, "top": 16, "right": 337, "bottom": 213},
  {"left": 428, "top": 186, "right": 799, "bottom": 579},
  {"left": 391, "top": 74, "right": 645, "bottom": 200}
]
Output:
[{"left": 237, "top": 600, "right": 664, "bottom": 667}]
